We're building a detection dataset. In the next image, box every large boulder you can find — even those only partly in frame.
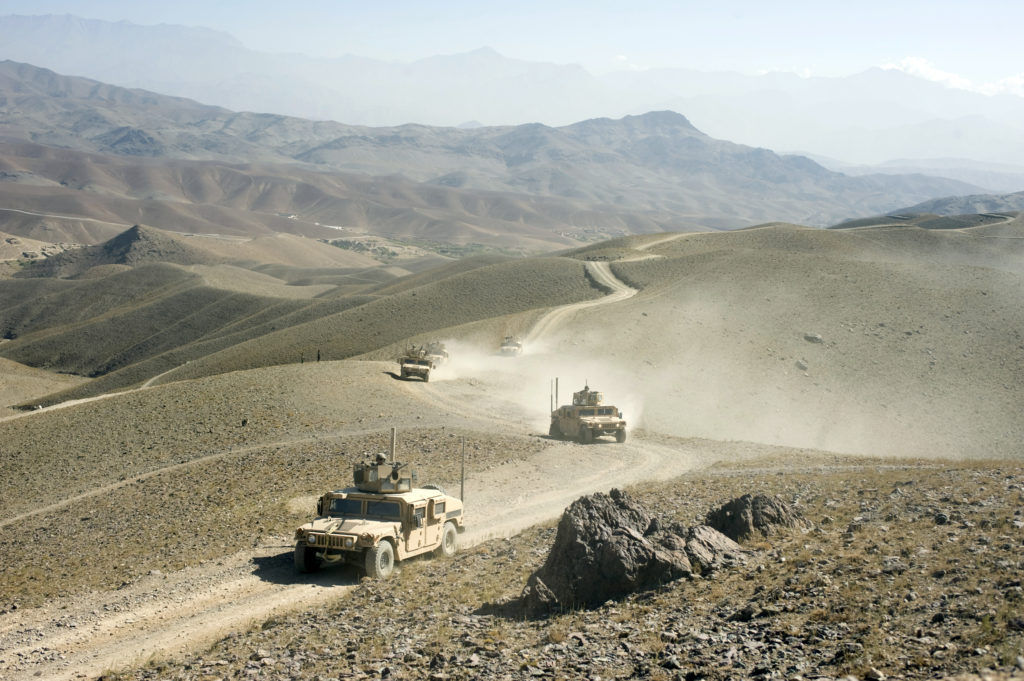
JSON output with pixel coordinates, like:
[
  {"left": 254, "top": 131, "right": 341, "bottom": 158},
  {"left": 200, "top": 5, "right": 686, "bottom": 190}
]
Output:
[
  {"left": 520, "top": 489, "right": 743, "bottom": 617},
  {"left": 705, "top": 493, "right": 810, "bottom": 542}
]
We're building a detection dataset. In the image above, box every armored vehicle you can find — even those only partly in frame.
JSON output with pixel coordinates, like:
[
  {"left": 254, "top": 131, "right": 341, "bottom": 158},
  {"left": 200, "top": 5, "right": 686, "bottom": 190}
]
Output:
[
  {"left": 398, "top": 346, "right": 435, "bottom": 381},
  {"left": 424, "top": 340, "right": 449, "bottom": 365},
  {"left": 499, "top": 335, "right": 523, "bottom": 356},
  {"left": 549, "top": 384, "right": 627, "bottom": 444},
  {"left": 294, "top": 456, "right": 465, "bottom": 578}
]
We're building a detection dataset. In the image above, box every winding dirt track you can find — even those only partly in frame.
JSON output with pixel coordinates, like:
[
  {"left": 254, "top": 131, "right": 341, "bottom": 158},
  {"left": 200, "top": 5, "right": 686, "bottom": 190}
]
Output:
[
  {"left": 525, "top": 262, "right": 636, "bottom": 344},
  {"left": 0, "top": 262, "right": 705, "bottom": 681}
]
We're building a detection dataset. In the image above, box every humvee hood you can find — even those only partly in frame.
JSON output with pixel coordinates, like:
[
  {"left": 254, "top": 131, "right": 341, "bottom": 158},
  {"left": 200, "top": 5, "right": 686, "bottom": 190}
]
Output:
[{"left": 302, "top": 517, "right": 398, "bottom": 535}]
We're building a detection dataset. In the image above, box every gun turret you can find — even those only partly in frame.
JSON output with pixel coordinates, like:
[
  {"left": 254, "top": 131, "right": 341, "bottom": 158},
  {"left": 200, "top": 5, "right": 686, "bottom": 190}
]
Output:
[
  {"left": 353, "top": 457, "right": 417, "bottom": 492},
  {"left": 572, "top": 385, "right": 603, "bottom": 407}
]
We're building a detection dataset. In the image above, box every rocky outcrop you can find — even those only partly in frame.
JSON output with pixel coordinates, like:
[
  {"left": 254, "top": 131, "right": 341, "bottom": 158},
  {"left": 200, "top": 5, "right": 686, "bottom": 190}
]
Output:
[
  {"left": 519, "top": 489, "right": 744, "bottom": 617},
  {"left": 705, "top": 493, "right": 810, "bottom": 542}
]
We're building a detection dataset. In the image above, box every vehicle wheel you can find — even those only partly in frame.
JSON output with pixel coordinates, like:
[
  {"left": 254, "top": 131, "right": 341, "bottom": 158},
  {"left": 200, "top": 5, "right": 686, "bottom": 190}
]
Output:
[
  {"left": 616, "top": 429, "right": 627, "bottom": 443},
  {"left": 424, "top": 374, "right": 430, "bottom": 382},
  {"left": 365, "top": 541, "right": 395, "bottom": 579},
  {"left": 579, "top": 427, "right": 593, "bottom": 444},
  {"left": 438, "top": 521, "right": 457, "bottom": 558},
  {"left": 294, "top": 541, "right": 320, "bottom": 573},
  {"left": 548, "top": 421, "right": 561, "bottom": 438}
]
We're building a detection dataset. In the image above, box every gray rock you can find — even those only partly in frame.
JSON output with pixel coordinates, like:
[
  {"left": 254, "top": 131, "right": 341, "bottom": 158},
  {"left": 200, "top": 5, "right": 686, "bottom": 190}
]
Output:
[
  {"left": 519, "top": 489, "right": 692, "bottom": 617},
  {"left": 684, "top": 525, "right": 746, "bottom": 573},
  {"left": 705, "top": 494, "right": 811, "bottom": 542}
]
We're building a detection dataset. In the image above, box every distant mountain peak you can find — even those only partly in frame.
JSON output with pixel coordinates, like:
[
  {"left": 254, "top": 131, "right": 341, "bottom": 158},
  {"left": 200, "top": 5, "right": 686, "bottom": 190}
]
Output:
[
  {"left": 627, "top": 110, "right": 700, "bottom": 130},
  {"left": 568, "top": 110, "right": 704, "bottom": 136}
]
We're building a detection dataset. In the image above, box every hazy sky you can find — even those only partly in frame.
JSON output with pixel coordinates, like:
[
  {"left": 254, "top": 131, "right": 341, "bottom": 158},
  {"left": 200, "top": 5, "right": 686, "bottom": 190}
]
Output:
[{"left": 2, "top": 0, "right": 1022, "bottom": 94}]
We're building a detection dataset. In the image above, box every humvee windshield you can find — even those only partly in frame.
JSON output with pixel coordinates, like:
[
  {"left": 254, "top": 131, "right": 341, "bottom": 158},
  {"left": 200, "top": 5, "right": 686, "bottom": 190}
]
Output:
[
  {"left": 577, "top": 407, "right": 617, "bottom": 417},
  {"left": 328, "top": 498, "right": 402, "bottom": 521},
  {"left": 329, "top": 498, "right": 363, "bottom": 516}
]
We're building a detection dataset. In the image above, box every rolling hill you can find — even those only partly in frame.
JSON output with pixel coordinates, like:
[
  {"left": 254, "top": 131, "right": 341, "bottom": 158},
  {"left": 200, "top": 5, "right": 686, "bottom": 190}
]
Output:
[{"left": 2, "top": 216, "right": 1021, "bottom": 461}]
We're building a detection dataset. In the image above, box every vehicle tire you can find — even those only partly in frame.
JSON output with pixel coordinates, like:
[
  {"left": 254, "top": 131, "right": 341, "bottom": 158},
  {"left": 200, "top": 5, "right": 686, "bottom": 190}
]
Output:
[
  {"left": 438, "top": 521, "right": 457, "bottom": 558},
  {"left": 365, "top": 540, "right": 395, "bottom": 579},
  {"left": 423, "top": 483, "right": 446, "bottom": 494},
  {"left": 548, "top": 421, "right": 561, "bottom": 438},
  {"left": 616, "top": 429, "right": 627, "bottom": 443},
  {"left": 294, "top": 541, "right": 320, "bottom": 573},
  {"left": 424, "top": 373, "right": 430, "bottom": 382},
  {"left": 579, "top": 427, "right": 593, "bottom": 444}
]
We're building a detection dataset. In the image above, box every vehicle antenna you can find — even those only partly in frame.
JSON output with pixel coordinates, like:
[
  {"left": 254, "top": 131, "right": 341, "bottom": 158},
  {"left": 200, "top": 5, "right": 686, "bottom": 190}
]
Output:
[{"left": 390, "top": 426, "right": 397, "bottom": 463}]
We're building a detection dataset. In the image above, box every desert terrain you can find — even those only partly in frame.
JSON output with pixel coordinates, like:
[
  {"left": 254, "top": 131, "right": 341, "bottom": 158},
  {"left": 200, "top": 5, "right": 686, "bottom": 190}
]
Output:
[{"left": 1, "top": 211, "right": 1023, "bottom": 680}]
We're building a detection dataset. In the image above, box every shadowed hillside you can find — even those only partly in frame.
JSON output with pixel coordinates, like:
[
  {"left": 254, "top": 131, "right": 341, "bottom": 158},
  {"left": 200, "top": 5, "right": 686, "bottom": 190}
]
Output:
[{"left": 0, "top": 254, "right": 604, "bottom": 405}]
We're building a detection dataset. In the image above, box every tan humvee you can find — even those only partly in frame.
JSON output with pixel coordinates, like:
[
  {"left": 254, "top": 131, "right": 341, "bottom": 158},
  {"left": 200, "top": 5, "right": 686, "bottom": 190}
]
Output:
[
  {"left": 294, "top": 457, "right": 465, "bottom": 578},
  {"left": 424, "top": 340, "right": 449, "bottom": 365},
  {"left": 499, "top": 335, "right": 523, "bottom": 356},
  {"left": 549, "top": 384, "right": 627, "bottom": 444},
  {"left": 398, "top": 345, "right": 435, "bottom": 381}
]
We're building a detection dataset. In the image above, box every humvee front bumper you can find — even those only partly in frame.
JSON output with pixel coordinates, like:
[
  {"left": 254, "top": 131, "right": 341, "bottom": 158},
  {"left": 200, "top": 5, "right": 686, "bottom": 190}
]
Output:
[{"left": 297, "top": 530, "right": 370, "bottom": 552}]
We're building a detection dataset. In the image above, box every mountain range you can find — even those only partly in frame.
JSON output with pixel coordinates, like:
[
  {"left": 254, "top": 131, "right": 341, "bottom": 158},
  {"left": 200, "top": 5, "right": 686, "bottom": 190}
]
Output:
[
  {"left": 3, "top": 12, "right": 1024, "bottom": 181},
  {"left": 0, "top": 60, "right": 985, "bottom": 248}
]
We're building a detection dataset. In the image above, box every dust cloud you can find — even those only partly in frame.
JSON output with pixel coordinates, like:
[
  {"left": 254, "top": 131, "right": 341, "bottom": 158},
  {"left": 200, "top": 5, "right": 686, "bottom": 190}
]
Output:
[{"left": 423, "top": 337, "right": 646, "bottom": 433}]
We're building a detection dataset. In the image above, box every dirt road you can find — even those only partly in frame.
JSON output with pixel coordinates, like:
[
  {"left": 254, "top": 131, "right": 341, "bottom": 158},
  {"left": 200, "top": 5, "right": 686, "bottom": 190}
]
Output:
[{"left": 525, "top": 261, "right": 637, "bottom": 344}]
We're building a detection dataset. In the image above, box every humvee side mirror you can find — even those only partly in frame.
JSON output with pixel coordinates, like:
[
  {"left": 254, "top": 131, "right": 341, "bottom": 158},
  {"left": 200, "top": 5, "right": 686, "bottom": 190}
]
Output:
[{"left": 415, "top": 516, "right": 424, "bottom": 528}]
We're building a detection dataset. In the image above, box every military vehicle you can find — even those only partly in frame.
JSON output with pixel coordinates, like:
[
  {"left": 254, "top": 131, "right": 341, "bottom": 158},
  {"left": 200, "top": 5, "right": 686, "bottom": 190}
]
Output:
[
  {"left": 499, "top": 335, "right": 523, "bottom": 356},
  {"left": 294, "top": 455, "right": 465, "bottom": 578},
  {"left": 424, "top": 340, "right": 449, "bottom": 365},
  {"left": 398, "top": 345, "right": 436, "bottom": 381},
  {"left": 549, "top": 384, "right": 627, "bottom": 443}
]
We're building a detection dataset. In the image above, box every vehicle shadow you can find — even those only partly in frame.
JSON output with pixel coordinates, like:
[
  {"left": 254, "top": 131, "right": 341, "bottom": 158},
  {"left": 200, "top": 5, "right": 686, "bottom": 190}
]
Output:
[
  {"left": 252, "top": 549, "right": 362, "bottom": 587},
  {"left": 541, "top": 435, "right": 620, "bottom": 444}
]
